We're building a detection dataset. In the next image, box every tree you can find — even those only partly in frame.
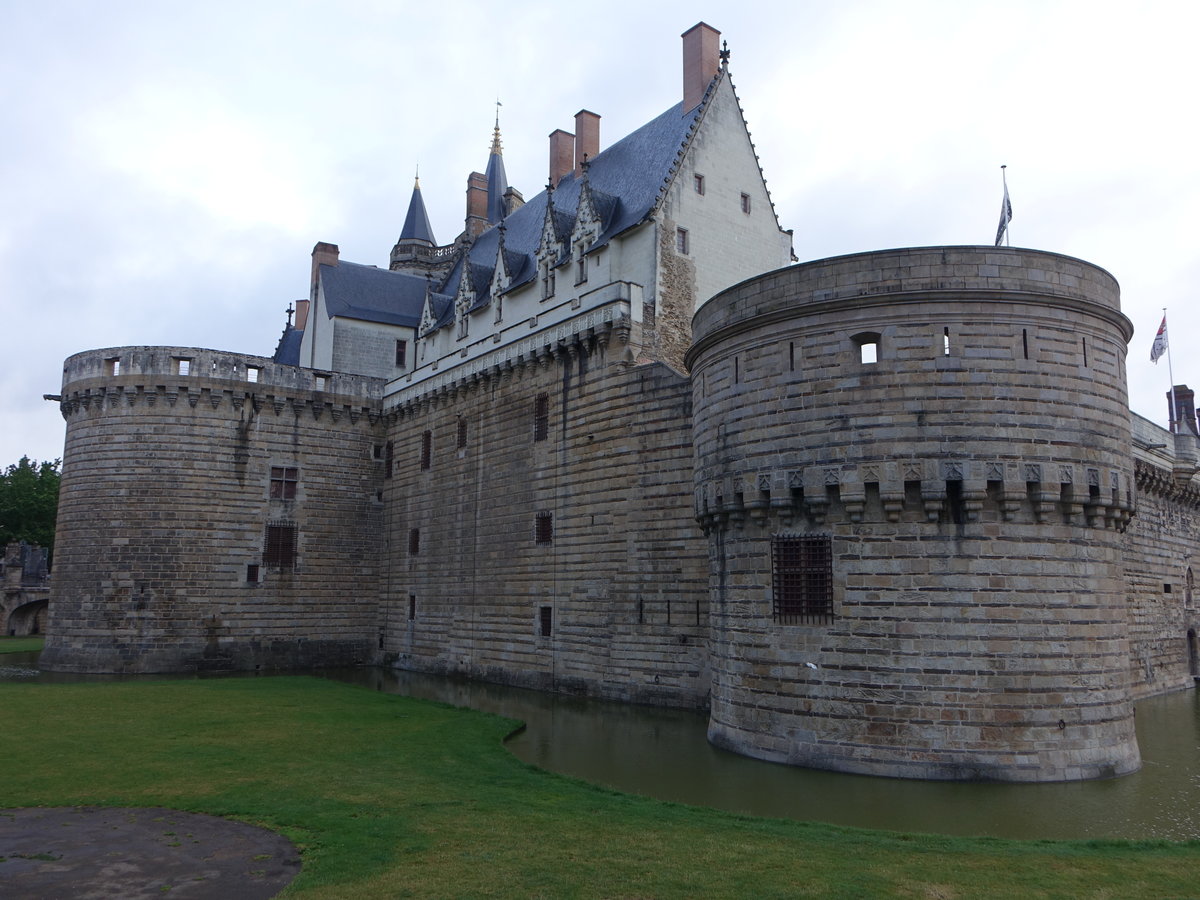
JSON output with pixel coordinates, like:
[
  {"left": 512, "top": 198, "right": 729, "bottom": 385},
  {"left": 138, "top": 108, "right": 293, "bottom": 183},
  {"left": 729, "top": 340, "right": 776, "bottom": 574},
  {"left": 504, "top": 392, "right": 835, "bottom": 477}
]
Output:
[{"left": 0, "top": 457, "right": 62, "bottom": 561}]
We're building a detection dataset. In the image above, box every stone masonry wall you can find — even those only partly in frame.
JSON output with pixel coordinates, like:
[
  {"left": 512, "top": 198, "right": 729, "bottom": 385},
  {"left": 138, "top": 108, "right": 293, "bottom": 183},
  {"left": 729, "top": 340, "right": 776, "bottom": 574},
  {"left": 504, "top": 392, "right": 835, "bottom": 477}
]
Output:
[
  {"left": 382, "top": 330, "right": 710, "bottom": 707},
  {"left": 688, "top": 247, "right": 1142, "bottom": 781},
  {"left": 42, "top": 347, "right": 384, "bottom": 673}
]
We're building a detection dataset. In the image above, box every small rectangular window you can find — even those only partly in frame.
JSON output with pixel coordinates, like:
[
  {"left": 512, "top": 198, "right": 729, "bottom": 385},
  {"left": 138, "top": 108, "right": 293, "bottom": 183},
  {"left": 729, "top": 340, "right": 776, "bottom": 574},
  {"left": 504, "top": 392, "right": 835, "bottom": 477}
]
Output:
[
  {"left": 457, "top": 417, "right": 467, "bottom": 449},
  {"left": 395, "top": 339, "right": 408, "bottom": 368},
  {"left": 420, "top": 431, "right": 432, "bottom": 470},
  {"left": 694, "top": 174, "right": 705, "bottom": 195},
  {"left": 943, "top": 327, "right": 951, "bottom": 356},
  {"left": 247, "top": 366, "right": 261, "bottom": 384},
  {"left": 535, "top": 511, "right": 554, "bottom": 545},
  {"left": 771, "top": 534, "right": 833, "bottom": 624},
  {"left": 740, "top": 193, "right": 751, "bottom": 214},
  {"left": 176, "top": 358, "right": 191, "bottom": 376},
  {"left": 409, "top": 528, "right": 420, "bottom": 556},
  {"left": 246, "top": 564, "right": 259, "bottom": 583},
  {"left": 409, "top": 594, "right": 416, "bottom": 621},
  {"left": 314, "top": 374, "right": 327, "bottom": 391},
  {"left": 385, "top": 441, "right": 394, "bottom": 479},
  {"left": 576, "top": 256, "right": 588, "bottom": 285},
  {"left": 533, "top": 394, "right": 549, "bottom": 442},
  {"left": 540, "top": 605, "right": 553, "bottom": 638},
  {"left": 676, "top": 227, "right": 689, "bottom": 255},
  {"left": 543, "top": 266, "right": 556, "bottom": 299},
  {"left": 107, "top": 357, "right": 121, "bottom": 376},
  {"left": 269, "top": 466, "right": 298, "bottom": 500},
  {"left": 263, "top": 521, "right": 297, "bottom": 569}
]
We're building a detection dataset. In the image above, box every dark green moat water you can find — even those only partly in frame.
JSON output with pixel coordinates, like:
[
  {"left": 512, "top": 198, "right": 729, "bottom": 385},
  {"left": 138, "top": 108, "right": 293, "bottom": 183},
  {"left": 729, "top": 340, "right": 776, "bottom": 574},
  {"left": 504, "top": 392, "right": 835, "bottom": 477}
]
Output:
[{"left": 5, "top": 652, "right": 1198, "bottom": 841}]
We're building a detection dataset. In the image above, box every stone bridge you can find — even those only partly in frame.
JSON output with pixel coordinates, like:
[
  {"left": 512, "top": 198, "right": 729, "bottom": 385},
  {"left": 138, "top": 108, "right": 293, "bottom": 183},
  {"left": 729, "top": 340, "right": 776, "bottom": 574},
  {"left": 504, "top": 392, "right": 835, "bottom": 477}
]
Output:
[{"left": 3, "top": 542, "right": 49, "bottom": 636}]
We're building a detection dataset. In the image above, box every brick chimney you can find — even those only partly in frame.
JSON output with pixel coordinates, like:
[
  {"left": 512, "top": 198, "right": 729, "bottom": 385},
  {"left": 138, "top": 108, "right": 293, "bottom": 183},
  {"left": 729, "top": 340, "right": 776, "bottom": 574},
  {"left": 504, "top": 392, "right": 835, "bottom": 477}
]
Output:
[
  {"left": 293, "top": 299, "right": 310, "bottom": 331},
  {"left": 465, "top": 171, "right": 488, "bottom": 237},
  {"left": 310, "top": 242, "right": 339, "bottom": 303},
  {"left": 682, "top": 22, "right": 720, "bottom": 113},
  {"left": 574, "top": 110, "right": 600, "bottom": 176},
  {"left": 1170, "top": 385, "right": 1198, "bottom": 435},
  {"left": 549, "top": 129, "right": 574, "bottom": 186}
]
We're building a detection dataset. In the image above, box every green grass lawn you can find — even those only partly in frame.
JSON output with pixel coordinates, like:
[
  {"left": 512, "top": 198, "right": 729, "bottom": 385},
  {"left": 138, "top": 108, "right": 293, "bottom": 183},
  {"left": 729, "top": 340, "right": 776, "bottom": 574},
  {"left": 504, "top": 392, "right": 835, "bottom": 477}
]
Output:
[
  {"left": 1, "top": 677, "right": 1196, "bottom": 898},
  {"left": 0, "top": 635, "right": 44, "bottom": 654}
]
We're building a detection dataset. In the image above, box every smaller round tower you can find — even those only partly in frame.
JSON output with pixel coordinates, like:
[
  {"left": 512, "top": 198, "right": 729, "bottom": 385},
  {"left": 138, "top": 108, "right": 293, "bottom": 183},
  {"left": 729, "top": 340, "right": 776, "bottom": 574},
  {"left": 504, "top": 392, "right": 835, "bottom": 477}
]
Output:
[{"left": 686, "top": 246, "right": 1139, "bottom": 782}]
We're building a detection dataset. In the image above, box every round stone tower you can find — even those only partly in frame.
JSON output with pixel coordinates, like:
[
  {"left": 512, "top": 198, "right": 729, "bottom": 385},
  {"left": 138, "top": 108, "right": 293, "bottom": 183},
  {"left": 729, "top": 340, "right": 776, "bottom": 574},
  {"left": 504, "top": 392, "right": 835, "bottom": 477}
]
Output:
[
  {"left": 686, "top": 246, "right": 1140, "bottom": 781},
  {"left": 42, "top": 347, "right": 384, "bottom": 673}
]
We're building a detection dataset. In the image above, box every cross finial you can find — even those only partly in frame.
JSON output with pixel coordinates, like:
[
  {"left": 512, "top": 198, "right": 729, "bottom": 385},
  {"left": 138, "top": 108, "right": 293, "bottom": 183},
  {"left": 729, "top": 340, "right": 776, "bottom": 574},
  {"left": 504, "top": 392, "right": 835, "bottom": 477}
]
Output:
[
  {"left": 286, "top": 303, "right": 294, "bottom": 326},
  {"left": 719, "top": 39, "right": 730, "bottom": 66}
]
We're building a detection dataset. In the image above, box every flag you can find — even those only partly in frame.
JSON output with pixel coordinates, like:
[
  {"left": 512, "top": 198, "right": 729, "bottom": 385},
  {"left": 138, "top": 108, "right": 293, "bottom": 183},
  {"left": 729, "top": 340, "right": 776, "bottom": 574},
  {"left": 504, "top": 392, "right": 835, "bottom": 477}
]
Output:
[
  {"left": 994, "top": 182, "right": 1012, "bottom": 246},
  {"left": 1151, "top": 315, "right": 1168, "bottom": 363}
]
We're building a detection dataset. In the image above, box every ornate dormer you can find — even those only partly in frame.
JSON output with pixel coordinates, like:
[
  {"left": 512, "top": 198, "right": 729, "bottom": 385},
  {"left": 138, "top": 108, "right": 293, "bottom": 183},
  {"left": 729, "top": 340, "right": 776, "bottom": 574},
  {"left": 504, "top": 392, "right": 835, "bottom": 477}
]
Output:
[
  {"left": 570, "top": 159, "right": 604, "bottom": 285},
  {"left": 418, "top": 279, "right": 438, "bottom": 339},
  {"left": 490, "top": 222, "right": 513, "bottom": 324},
  {"left": 454, "top": 260, "right": 475, "bottom": 340},
  {"left": 537, "top": 181, "right": 566, "bottom": 300}
]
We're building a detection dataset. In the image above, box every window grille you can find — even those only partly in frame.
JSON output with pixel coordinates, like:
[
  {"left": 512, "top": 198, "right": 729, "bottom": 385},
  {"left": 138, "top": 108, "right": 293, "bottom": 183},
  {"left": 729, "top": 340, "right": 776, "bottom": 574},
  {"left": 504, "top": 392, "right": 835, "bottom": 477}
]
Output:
[
  {"left": 269, "top": 466, "right": 298, "bottom": 500},
  {"left": 540, "top": 605, "right": 553, "bottom": 637},
  {"left": 535, "top": 511, "right": 553, "bottom": 545},
  {"left": 457, "top": 417, "right": 467, "bottom": 449},
  {"left": 395, "top": 339, "right": 407, "bottom": 368},
  {"left": 533, "top": 394, "right": 549, "bottom": 442},
  {"left": 263, "top": 521, "right": 297, "bottom": 569},
  {"left": 385, "top": 441, "right": 394, "bottom": 479},
  {"left": 420, "top": 431, "right": 432, "bottom": 470},
  {"left": 408, "top": 528, "right": 420, "bottom": 556},
  {"left": 771, "top": 534, "right": 833, "bottom": 624}
]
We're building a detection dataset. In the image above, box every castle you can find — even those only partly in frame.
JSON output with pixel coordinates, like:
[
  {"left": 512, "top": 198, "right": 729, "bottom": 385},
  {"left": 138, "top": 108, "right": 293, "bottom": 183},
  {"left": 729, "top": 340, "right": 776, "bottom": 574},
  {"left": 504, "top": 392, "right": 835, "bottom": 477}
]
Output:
[{"left": 42, "top": 24, "right": 1200, "bottom": 782}]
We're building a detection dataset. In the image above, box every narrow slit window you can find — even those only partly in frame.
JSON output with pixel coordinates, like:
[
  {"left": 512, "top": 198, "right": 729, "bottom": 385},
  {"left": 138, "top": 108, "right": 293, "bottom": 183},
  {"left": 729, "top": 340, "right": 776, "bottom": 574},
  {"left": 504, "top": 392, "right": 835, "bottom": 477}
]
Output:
[
  {"left": 408, "top": 594, "right": 416, "bottom": 621},
  {"left": 408, "top": 528, "right": 420, "bottom": 556},
  {"left": 771, "top": 534, "right": 833, "bottom": 625},
  {"left": 456, "top": 417, "right": 468, "bottom": 449},
  {"left": 540, "top": 605, "right": 553, "bottom": 637},
  {"left": 1022, "top": 328, "right": 1029, "bottom": 359},
  {"left": 740, "top": 192, "right": 752, "bottom": 214},
  {"left": 1082, "top": 337, "right": 1088, "bottom": 367},
  {"left": 943, "top": 327, "right": 951, "bottom": 356},
  {"left": 420, "top": 431, "right": 432, "bottom": 470},
  {"left": 533, "top": 393, "right": 549, "bottom": 442},
  {"left": 385, "top": 441, "right": 394, "bottom": 479}
]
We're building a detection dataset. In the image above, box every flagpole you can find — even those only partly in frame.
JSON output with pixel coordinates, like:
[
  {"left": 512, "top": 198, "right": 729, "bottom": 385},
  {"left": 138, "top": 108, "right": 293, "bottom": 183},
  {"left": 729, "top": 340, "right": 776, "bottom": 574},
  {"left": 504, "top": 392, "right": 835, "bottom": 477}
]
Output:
[
  {"left": 1001, "top": 166, "right": 1010, "bottom": 246},
  {"left": 1164, "top": 307, "right": 1178, "bottom": 433}
]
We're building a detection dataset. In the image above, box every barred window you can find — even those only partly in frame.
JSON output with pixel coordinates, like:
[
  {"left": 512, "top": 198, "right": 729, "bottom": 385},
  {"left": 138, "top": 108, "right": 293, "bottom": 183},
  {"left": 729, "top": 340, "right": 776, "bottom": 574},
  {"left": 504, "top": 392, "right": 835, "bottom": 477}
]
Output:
[
  {"left": 395, "top": 339, "right": 407, "bottom": 368},
  {"left": 269, "top": 466, "right": 298, "bottom": 499},
  {"left": 540, "top": 605, "right": 553, "bottom": 637},
  {"left": 408, "top": 528, "right": 420, "bottom": 556},
  {"left": 420, "top": 430, "right": 432, "bottom": 470},
  {"left": 535, "top": 511, "right": 553, "bottom": 545},
  {"left": 457, "top": 416, "right": 468, "bottom": 449},
  {"left": 771, "top": 534, "right": 833, "bottom": 624},
  {"left": 384, "top": 441, "right": 394, "bottom": 479},
  {"left": 264, "top": 521, "right": 297, "bottom": 569},
  {"left": 533, "top": 394, "right": 549, "bottom": 442}
]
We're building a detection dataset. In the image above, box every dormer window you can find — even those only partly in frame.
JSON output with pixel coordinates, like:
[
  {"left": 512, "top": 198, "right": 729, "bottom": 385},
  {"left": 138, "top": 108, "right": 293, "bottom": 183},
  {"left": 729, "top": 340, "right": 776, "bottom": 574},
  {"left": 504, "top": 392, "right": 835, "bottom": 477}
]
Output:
[
  {"left": 542, "top": 262, "right": 556, "bottom": 300},
  {"left": 576, "top": 255, "right": 588, "bottom": 286}
]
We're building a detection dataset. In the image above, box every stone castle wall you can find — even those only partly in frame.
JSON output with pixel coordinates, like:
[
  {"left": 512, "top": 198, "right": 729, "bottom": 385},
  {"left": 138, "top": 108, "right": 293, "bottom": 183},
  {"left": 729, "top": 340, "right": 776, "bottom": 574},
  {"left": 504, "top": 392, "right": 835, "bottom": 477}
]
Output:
[
  {"left": 381, "top": 323, "right": 711, "bottom": 707},
  {"left": 686, "top": 247, "right": 1142, "bottom": 781},
  {"left": 42, "top": 347, "right": 385, "bottom": 673}
]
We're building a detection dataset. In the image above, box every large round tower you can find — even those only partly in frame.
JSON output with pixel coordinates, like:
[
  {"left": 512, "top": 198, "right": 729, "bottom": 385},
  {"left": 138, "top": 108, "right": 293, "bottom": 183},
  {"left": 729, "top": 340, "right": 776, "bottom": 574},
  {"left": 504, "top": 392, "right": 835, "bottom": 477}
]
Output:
[
  {"left": 686, "top": 246, "right": 1140, "bottom": 781},
  {"left": 42, "top": 347, "right": 384, "bottom": 673}
]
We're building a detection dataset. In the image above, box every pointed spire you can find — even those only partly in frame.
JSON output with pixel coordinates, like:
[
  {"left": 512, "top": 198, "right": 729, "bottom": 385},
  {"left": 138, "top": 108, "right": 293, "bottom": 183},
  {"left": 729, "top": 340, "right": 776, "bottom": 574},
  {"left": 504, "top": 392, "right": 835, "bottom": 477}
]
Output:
[
  {"left": 484, "top": 104, "right": 509, "bottom": 225},
  {"left": 398, "top": 171, "right": 437, "bottom": 245}
]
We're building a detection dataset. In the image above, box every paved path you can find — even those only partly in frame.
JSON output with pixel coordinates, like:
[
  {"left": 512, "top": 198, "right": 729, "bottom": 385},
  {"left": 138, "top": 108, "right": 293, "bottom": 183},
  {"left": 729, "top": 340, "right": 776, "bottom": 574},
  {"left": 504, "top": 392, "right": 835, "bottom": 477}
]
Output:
[{"left": 0, "top": 807, "right": 300, "bottom": 899}]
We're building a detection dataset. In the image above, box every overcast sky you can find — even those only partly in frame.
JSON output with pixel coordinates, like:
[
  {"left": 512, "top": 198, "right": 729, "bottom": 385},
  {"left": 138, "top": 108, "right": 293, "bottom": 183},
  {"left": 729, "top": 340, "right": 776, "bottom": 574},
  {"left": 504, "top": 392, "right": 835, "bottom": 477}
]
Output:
[{"left": 3, "top": 0, "right": 1197, "bottom": 467}]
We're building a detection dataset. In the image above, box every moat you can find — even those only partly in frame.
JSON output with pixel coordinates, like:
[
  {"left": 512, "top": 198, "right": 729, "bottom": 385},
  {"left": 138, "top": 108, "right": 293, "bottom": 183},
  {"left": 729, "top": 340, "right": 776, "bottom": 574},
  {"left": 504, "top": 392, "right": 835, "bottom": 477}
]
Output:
[{"left": 4, "top": 652, "right": 1198, "bottom": 841}]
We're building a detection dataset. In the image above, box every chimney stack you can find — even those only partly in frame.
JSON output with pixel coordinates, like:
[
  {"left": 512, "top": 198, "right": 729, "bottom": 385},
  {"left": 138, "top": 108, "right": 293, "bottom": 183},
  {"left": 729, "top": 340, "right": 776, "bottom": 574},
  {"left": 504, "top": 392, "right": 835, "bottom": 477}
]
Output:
[
  {"left": 310, "top": 242, "right": 339, "bottom": 303},
  {"left": 681, "top": 22, "right": 720, "bottom": 113},
  {"left": 465, "top": 171, "right": 488, "bottom": 237},
  {"left": 549, "top": 129, "right": 575, "bottom": 186},
  {"left": 1170, "top": 385, "right": 1198, "bottom": 435},
  {"left": 574, "top": 110, "right": 600, "bottom": 176}
]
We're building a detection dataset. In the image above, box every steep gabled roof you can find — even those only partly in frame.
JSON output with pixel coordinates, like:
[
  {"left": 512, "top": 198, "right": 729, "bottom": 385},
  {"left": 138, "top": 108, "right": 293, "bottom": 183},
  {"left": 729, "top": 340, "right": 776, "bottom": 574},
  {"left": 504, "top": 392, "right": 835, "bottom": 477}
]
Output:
[
  {"left": 320, "top": 261, "right": 427, "bottom": 328},
  {"left": 273, "top": 323, "right": 304, "bottom": 366}
]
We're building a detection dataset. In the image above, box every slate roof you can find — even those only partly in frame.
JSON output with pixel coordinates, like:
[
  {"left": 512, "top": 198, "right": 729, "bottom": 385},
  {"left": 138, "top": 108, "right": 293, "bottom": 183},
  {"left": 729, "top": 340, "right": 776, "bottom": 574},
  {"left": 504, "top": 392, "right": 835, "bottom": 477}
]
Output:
[
  {"left": 273, "top": 323, "right": 304, "bottom": 366},
  {"left": 320, "top": 260, "right": 429, "bottom": 328},
  {"left": 398, "top": 180, "right": 437, "bottom": 244},
  {"left": 433, "top": 97, "right": 706, "bottom": 323}
]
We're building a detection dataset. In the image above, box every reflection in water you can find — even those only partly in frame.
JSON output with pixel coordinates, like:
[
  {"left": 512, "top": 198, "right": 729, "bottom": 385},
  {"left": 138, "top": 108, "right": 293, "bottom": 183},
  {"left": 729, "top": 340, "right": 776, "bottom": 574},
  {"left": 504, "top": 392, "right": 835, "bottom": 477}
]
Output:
[
  {"left": 325, "top": 666, "right": 1200, "bottom": 841},
  {"left": 5, "top": 651, "right": 1197, "bottom": 841}
]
